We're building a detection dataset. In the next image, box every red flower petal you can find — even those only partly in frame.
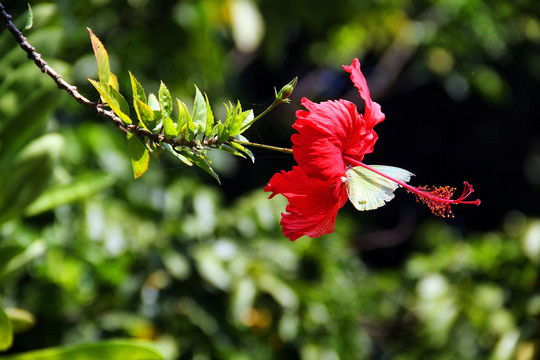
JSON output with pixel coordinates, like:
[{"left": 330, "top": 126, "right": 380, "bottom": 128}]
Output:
[
  {"left": 292, "top": 98, "right": 378, "bottom": 181},
  {"left": 280, "top": 204, "right": 341, "bottom": 241},
  {"left": 264, "top": 166, "right": 348, "bottom": 240},
  {"left": 342, "top": 58, "right": 385, "bottom": 128}
]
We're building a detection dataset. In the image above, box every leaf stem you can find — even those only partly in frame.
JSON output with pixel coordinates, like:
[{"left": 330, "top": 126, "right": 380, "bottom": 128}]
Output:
[{"left": 232, "top": 139, "right": 293, "bottom": 154}]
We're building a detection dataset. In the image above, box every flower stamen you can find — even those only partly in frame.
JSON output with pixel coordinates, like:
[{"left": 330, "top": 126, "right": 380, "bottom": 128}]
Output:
[{"left": 343, "top": 155, "right": 480, "bottom": 217}]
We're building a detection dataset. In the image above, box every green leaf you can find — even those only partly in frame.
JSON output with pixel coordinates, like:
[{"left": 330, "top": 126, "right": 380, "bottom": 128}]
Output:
[
  {"left": 4, "top": 308, "right": 35, "bottom": 334},
  {"left": 213, "top": 123, "right": 228, "bottom": 142},
  {"left": 148, "top": 93, "right": 160, "bottom": 112},
  {"left": 0, "top": 303, "right": 13, "bottom": 351},
  {"left": 162, "top": 143, "right": 193, "bottom": 166},
  {"left": 87, "top": 79, "right": 132, "bottom": 125},
  {"left": 180, "top": 149, "right": 220, "bottom": 184},
  {"left": 87, "top": 28, "right": 111, "bottom": 87},
  {"left": 218, "top": 144, "right": 246, "bottom": 159},
  {"left": 238, "top": 108, "right": 254, "bottom": 134},
  {"left": 0, "top": 241, "right": 46, "bottom": 284},
  {"left": 229, "top": 140, "right": 255, "bottom": 163},
  {"left": 345, "top": 165, "right": 413, "bottom": 211},
  {"left": 0, "top": 90, "right": 56, "bottom": 171},
  {"left": 204, "top": 94, "right": 214, "bottom": 138},
  {"left": 133, "top": 98, "right": 156, "bottom": 132},
  {"left": 126, "top": 133, "right": 150, "bottom": 179},
  {"left": 176, "top": 99, "right": 194, "bottom": 141},
  {"left": 24, "top": 4, "right": 33, "bottom": 31},
  {"left": 0, "top": 339, "right": 164, "bottom": 360},
  {"left": 162, "top": 117, "right": 178, "bottom": 138},
  {"left": 129, "top": 71, "right": 147, "bottom": 105},
  {"left": 191, "top": 86, "right": 206, "bottom": 134},
  {"left": 226, "top": 101, "right": 253, "bottom": 136},
  {"left": 0, "top": 133, "right": 63, "bottom": 225},
  {"left": 24, "top": 172, "right": 116, "bottom": 217},
  {"left": 158, "top": 82, "right": 173, "bottom": 120}
]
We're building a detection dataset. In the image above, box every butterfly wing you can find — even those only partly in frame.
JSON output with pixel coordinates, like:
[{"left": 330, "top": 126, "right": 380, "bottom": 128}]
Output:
[{"left": 345, "top": 165, "right": 413, "bottom": 211}]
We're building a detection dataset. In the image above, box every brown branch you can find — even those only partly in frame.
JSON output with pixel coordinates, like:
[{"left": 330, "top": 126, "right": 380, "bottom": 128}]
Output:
[{"left": 0, "top": 2, "right": 210, "bottom": 151}]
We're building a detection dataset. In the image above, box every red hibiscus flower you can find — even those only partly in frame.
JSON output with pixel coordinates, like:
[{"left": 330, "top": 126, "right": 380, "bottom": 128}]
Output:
[{"left": 265, "top": 58, "right": 480, "bottom": 241}]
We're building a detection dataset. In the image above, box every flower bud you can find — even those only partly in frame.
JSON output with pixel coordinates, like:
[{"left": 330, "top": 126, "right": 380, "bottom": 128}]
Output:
[{"left": 275, "top": 77, "right": 298, "bottom": 103}]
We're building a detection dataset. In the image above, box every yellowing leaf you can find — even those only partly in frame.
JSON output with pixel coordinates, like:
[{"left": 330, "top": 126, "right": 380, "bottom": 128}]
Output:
[
  {"left": 87, "top": 28, "right": 112, "bottom": 87},
  {"left": 87, "top": 79, "right": 132, "bottom": 125},
  {"left": 133, "top": 98, "right": 156, "bottom": 131},
  {"left": 345, "top": 165, "right": 413, "bottom": 211},
  {"left": 129, "top": 71, "right": 147, "bottom": 104},
  {"left": 126, "top": 133, "right": 150, "bottom": 179}
]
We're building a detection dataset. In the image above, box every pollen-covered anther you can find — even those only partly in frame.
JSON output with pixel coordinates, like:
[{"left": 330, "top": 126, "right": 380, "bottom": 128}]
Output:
[
  {"left": 408, "top": 181, "right": 480, "bottom": 218},
  {"left": 410, "top": 185, "right": 456, "bottom": 217}
]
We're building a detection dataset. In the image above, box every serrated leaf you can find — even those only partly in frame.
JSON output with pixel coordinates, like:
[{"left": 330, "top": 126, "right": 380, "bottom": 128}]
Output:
[
  {"left": 162, "top": 117, "right": 178, "bottom": 138},
  {"left": 159, "top": 82, "right": 173, "bottom": 120},
  {"left": 191, "top": 86, "right": 206, "bottom": 134},
  {"left": 162, "top": 143, "right": 193, "bottom": 166},
  {"left": 133, "top": 98, "right": 156, "bottom": 132},
  {"left": 229, "top": 140, "right": 255, "bottom": 163},
  {"left": 88, "top": 79, "right": 132, "bottom": 125},
  {"left": 0, "top": 304, "right": 13, "bottom": 351},
  {"left": 126, "top": 133, "right": 150, "bottom": 179},
  {"left": 204, "top": 94, "right": 214, "bottom": 138},
  {"left": 129, "top": 71, "right": 147, "bottom": 104},
  {"left": 0, "top": 339, "right": 164, "bottom": 360},
  {"left": 87, "top": 28, "right": 111, "bottom": 87},
  {"left": 239, "top": 108, "right": 255, "bottom": 134},
  {"left": 213, "top": 123, "right": 228, "bottom": 142},
  {"left": 180, "top": 149, "right": 220, "bottom": 184},
  {"left": 176, "top": 99, "right": 195, "bottom": 141}
]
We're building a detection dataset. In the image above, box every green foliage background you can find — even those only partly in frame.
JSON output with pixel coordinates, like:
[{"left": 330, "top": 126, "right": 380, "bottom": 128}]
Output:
[{"left": 1, "top": 0, "right": 540, "bottom": 359}]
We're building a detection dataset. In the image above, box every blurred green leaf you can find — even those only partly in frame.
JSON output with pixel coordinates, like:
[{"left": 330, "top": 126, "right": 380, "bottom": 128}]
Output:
[
  {"left": 24, "top": 172, "right": 116, "bottom": 217},
  {"left": 126, "top": 133, "right": 149, "bottom": 179},
  {"left": 0, "top": 302, "right": 13, "bottom": 351},
  {"left": 24, "top": 4, "right": 34, "bottom": 31},
  {"left": 0, "top": 240, "right": 46, "bottom": 284},
  {"left": 87, "top": 79, "right": 131, "bottom": 125},
  {"left": 4, "top": 308, "right": 35, "bottom": 334},
  {"left": 0, "top": 133, "right": 63, "bottom": 224},
  {"left": 0, "top": 340, "right": 164, "bottom": 360},
  {"left": 0, "top": 90, "right": 56, "bottom": 170}
]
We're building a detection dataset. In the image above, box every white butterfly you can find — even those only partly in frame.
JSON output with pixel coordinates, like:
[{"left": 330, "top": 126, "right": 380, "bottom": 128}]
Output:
[{"left": 345, "top": 165, "right": 414, "bottom": 211}]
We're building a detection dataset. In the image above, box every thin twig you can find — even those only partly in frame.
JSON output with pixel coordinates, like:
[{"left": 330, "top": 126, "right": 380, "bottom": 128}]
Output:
[{"left": 0, "top": 2, "right": 205, "bottom": 150}]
